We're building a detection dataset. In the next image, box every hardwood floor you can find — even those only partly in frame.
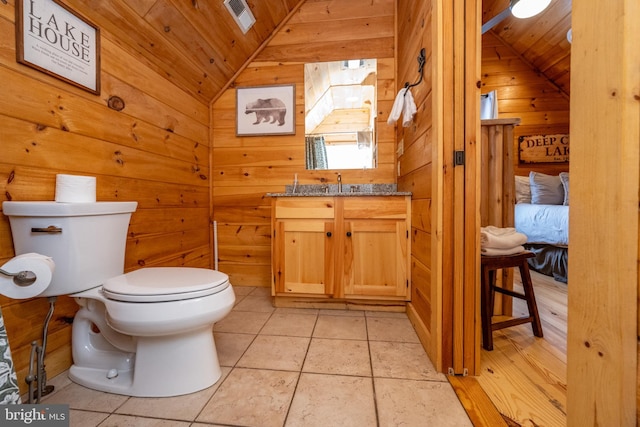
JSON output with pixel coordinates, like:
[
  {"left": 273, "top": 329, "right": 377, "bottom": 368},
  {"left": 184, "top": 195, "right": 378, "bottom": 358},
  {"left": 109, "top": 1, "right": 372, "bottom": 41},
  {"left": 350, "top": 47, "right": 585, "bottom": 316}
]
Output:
[{"left": 477, "top": 270, "right": 568, "bottom": 426}]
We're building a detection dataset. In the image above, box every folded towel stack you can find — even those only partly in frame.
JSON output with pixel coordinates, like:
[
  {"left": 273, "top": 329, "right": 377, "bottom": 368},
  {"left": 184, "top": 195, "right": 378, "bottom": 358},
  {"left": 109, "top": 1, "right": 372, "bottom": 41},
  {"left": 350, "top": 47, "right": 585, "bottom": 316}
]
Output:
[{"left": 480, "top": 226, "right": 528, "bottom": 256}]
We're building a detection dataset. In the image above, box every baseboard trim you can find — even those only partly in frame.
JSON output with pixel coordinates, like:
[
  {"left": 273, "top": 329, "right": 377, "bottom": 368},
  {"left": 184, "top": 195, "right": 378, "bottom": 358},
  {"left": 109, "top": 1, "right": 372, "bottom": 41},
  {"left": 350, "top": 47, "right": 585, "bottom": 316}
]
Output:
[{"left": 272, "top": 296, "right": 406, "bottom": 312}]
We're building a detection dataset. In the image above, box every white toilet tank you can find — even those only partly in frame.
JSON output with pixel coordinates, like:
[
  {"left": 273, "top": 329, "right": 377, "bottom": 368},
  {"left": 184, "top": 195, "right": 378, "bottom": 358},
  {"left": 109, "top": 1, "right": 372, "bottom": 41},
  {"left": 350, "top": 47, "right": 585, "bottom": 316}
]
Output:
[{"left": 2, "top": 201, "right": 138, "bottom": 297}]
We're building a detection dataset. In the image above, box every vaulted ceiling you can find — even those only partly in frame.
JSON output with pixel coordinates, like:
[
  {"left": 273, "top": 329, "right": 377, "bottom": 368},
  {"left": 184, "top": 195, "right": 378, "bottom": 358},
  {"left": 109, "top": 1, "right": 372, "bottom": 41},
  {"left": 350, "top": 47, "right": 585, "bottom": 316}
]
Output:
[
  {"left": 482, "top": 0, "right": 572, "bottom": 96},
  {"left": 66, "top": 0, "right": 303, "bottom": 104},
  {"left": 68, "top": 0, "right": 571, "bottom": 103}
]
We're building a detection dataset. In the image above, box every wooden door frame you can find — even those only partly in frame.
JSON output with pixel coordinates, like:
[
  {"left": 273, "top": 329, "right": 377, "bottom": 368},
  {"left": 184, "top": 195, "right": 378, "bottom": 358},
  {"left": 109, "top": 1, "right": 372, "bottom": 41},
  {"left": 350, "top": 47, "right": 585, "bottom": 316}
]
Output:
[{"left": 439, "top": 0, "right": 481, "bottom": 376}]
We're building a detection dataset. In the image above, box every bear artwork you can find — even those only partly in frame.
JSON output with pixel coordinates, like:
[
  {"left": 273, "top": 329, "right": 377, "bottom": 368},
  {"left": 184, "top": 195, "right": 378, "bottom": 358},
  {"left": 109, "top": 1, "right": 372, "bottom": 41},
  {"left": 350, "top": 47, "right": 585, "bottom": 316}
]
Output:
[{"left": 245, "top": 98, "right": 287, "bottom": 126}]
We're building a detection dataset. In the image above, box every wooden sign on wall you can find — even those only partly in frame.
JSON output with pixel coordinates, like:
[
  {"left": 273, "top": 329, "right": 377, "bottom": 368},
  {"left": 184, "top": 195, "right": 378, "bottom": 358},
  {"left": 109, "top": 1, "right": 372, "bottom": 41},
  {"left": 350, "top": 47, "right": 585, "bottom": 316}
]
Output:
[
  {"left": 16, "top": 0, "right": 101, "bottom": 95},
  {"left": 518, "top": 134, "right": 569, "bottom": 163}
]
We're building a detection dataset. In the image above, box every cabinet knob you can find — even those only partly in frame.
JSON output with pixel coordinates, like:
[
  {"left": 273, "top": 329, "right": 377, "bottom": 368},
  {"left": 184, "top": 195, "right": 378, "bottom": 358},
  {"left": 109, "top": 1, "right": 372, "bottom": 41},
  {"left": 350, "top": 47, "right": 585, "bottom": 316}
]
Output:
[
  {"left": 346, "top": 231, "right": 352, "bottom": 237},
  {"left": 326, "top": 232, "right": 332, "bottom": 237}
]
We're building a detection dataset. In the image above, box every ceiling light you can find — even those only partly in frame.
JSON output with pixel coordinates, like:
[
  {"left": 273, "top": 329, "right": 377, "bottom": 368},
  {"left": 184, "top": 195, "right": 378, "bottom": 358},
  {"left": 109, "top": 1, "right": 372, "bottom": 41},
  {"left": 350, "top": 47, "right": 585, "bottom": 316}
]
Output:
[
  {"left": 510, "top": 0, "right": 552, "bottom": 19},
  {"left": 567, "top": 28, "right": 572, "bottom": 43},
  {"left": 482, "top": 0, "right": 552, "bottom": 33}
]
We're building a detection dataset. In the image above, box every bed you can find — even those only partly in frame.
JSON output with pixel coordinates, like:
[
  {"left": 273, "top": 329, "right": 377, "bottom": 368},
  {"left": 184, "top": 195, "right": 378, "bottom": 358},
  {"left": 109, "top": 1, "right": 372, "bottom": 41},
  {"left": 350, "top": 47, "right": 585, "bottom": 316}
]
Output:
[{"left": 514, "top": 172, "right": 569, "bottom": 283}]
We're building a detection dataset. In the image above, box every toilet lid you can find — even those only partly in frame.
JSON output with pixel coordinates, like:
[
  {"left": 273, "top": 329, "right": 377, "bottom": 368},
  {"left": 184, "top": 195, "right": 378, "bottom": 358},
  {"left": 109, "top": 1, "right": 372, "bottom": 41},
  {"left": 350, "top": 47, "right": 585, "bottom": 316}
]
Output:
[{"left": 102, "top": 267, "right": 230, "bottom": 302}]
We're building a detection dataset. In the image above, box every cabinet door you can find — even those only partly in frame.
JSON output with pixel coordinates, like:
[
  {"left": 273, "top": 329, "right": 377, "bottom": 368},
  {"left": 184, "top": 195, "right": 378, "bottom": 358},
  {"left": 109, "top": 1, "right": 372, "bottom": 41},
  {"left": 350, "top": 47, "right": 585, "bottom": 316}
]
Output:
[
  {"left": 273, "top": 219, "right": 334, "bottom": 296},
  {"left": 342, "top": 219, "right": 409, "bottom": 299}
]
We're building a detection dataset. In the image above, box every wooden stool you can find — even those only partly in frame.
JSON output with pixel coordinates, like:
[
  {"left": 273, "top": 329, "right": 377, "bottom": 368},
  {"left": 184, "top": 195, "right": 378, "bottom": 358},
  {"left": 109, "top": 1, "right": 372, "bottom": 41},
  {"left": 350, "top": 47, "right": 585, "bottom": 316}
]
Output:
[{"left": 480, "top": 251, "right": 543, "bottom": 350}]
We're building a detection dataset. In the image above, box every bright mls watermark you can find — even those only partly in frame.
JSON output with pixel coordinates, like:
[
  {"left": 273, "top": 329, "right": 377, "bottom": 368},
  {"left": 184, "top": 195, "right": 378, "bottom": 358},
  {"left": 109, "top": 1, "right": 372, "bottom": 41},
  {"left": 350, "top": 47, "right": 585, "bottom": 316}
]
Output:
[{"left": 1, "top": 405, "right": 69, "bottom": 426}]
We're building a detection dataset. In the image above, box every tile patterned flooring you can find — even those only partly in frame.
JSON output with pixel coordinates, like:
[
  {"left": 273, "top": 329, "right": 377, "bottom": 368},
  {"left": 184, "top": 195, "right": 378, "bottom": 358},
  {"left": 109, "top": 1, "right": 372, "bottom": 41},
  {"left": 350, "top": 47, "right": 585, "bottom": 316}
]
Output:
[{"left": 40, "top": 286, "right": 472, "bottom": 426}]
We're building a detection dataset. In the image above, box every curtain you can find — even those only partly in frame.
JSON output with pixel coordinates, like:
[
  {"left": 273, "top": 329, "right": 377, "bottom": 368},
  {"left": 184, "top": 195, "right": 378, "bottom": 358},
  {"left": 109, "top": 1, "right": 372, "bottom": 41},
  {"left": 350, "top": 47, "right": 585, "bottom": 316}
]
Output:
[
  {"left": 357, "top": 130, "right": 372, "bottom": 149},
  {"left": 480, "top": 90, "right": 498, "bottom": 119},
  {"left": 305, "top": 135, "right": 328, "bottom": 169},
  {"left": 0, "top": 307, "right": 21, "bottom": 404}
]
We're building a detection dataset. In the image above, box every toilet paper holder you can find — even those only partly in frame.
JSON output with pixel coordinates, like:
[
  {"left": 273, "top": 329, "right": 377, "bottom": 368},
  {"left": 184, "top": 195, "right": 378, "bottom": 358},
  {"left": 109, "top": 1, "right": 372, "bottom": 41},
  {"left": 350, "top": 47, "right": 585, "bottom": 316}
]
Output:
[{"left": 0, "top": 267, "right": 37, "bottom": 286}]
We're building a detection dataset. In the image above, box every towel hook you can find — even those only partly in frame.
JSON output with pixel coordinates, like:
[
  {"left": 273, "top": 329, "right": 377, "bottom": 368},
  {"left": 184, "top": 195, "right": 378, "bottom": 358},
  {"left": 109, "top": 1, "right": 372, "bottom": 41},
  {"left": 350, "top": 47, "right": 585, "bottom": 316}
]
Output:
[{"left": 403, "top": 48, "right": 426, "bottom": 95}]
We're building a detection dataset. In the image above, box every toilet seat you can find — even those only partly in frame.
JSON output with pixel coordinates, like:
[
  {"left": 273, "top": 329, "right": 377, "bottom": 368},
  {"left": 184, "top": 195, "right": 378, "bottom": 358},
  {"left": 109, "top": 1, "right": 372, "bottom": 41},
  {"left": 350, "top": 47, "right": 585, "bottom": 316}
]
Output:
[{"left": 102, "top": 267, "right": 230, "bottom": 303}]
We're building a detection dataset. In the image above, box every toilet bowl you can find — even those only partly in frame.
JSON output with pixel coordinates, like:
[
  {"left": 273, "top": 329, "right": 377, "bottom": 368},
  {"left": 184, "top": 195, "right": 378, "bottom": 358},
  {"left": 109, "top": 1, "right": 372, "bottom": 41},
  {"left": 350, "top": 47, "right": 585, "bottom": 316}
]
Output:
[
  {"left": 2, "top": 201, "right": 236, "bottom": 397},
  {"left": 69, "top": 267, "right": 235, "bottom": 397}
]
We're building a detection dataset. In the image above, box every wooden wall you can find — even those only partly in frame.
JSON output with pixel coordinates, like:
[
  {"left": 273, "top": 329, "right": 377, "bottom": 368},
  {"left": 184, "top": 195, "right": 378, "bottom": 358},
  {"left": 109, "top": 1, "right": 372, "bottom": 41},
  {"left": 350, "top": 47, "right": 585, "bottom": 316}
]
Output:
[
  {"left": 210, "top": 0, "right": 397, "bottom": 288},
  {"left": 0, "top": 1, "right": 210, "bottom": 393},
  {"left": 394, "top": 0, "right": 441, "bottom": 366},
  {"left": 482, "top": 32, "right": 569, "bottom": 177},
  {"left": 567, "top": 0, "right": 639, "bottom": 424}
]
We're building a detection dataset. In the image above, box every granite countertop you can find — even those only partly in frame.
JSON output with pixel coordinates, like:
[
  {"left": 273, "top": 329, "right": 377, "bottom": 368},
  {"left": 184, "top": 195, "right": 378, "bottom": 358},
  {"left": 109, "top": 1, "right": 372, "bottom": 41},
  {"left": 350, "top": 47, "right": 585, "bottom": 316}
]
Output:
[{"left": 266, "top": 183, "right": 412, "bottom": 197}]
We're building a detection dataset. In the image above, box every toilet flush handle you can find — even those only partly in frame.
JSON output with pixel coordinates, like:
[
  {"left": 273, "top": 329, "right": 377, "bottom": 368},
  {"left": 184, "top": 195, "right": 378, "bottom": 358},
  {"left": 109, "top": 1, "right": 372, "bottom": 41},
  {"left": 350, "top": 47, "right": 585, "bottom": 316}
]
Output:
[{"left": 31, "top": 226, "right": 62, "bottom": 233}]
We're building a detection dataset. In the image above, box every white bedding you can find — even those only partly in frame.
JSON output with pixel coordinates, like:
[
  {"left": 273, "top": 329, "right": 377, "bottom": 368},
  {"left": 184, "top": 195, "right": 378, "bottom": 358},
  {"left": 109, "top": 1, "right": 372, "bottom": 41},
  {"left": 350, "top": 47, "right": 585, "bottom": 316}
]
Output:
[{"left": 514, "top": 203, "right": 569, "bottom": 246}]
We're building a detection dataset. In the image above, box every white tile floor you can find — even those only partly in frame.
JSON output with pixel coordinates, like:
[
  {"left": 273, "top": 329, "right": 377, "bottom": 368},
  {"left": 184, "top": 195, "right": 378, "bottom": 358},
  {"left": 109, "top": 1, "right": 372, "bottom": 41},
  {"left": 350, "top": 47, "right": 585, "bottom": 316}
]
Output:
[{"left": 40, "top": 286, "right": 472, "bottom": 426}]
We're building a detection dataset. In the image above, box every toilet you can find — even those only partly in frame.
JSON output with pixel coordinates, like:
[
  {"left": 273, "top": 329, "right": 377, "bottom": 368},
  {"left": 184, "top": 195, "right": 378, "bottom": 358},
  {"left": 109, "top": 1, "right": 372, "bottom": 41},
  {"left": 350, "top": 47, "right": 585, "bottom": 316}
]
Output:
[{"left": 2, "top": 201, "right": 235, "bottom": 397}]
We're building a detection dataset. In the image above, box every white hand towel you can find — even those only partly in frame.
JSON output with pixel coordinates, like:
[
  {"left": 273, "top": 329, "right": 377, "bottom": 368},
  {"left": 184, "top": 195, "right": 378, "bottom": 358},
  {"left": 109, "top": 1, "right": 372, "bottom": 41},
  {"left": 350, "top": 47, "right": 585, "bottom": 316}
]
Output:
[
  {"left": 481, "top": 246, "right": 526, "bottom": 256},
  {"left": 402, "top": 88, "right": 417, "bottom": 127},
  {"left": 387, "top": 88, "right": 407, "bottom": 125},
  {"left": 387, "top": 87, "right": 417, "bottom": 127},
  {"left": 480, "top": 226, "right": 528, "bottom": 249}
]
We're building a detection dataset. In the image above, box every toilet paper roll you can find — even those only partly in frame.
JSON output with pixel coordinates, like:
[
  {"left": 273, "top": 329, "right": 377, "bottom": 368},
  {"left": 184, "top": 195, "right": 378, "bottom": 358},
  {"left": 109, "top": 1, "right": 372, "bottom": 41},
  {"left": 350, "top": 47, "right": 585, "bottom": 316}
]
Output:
[
  {"left": 0, "top": 253, "right": 55, "bottom": 299},
  {"left": 55, "top": 174, "right": 97, "bottom": 203}
]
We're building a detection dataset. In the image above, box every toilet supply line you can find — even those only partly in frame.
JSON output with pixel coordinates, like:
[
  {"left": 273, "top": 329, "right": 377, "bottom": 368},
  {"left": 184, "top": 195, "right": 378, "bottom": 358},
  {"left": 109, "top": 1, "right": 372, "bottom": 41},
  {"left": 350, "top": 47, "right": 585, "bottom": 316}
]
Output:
[{"left": 25, "top": 296, "right": 57, "bottom": 403}]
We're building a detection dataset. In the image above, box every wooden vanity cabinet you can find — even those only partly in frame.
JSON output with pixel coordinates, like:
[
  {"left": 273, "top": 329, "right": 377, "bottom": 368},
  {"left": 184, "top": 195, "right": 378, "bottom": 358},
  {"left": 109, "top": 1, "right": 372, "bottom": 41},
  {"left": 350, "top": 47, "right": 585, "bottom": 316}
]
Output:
[
  {"left": 272, "top": 196, "right": 411, "bottom": 303},
  {"left": 341, "top": 197, "right": 410, "bottom": 299},
  {"left": 272, "top": 197, "right": 335, "bottom": 296}
]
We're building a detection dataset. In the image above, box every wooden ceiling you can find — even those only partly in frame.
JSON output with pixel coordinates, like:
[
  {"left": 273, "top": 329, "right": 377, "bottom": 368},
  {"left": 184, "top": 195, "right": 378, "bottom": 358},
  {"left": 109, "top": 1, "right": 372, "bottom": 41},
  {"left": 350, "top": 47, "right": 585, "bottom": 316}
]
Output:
[
  {"left": 482, "top": 0, "right": 572, "bottom": 95},
  {"left": 65, "top": 0, "right": 303, "bottom": 104},
  {"left": 65, "top": 0, "right": 570, "bottom": 104}
]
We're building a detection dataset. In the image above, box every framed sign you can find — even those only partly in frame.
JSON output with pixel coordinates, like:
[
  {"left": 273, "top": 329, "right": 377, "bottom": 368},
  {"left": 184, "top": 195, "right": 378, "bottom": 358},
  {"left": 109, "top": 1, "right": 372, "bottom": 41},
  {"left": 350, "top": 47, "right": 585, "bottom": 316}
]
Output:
[
  {"left": 16, "top": 0, "right": 100, "bottom": 94},
  {"left": 236, "top": 85, "right": 296, "bottom": 136},
  {"left": 519, "top": 134, "right": 570, "bottom": 163}
]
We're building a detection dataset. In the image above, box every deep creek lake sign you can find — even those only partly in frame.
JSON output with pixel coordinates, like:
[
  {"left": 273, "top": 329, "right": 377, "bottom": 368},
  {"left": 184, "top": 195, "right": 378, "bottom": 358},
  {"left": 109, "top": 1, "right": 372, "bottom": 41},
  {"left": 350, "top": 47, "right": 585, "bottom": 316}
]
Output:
[{"left": 518, "top": 134, "right": 570, "bottom": 164}]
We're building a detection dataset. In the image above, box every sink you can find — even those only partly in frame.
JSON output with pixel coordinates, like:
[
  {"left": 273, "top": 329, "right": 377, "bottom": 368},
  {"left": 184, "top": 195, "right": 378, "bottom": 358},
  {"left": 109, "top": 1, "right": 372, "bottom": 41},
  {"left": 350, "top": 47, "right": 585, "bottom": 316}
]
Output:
[{"left": 278, "top": 183, "right": 407, "bottom": 196}]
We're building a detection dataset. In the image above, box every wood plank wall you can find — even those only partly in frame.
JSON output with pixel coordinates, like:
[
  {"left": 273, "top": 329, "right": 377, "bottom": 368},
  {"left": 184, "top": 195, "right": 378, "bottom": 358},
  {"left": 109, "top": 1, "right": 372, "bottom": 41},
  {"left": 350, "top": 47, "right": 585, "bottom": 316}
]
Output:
[
  {"left": 568, "top": 0, "right": 639, "bottom": 423},
  {"left": 395, "top": 0, "right": 441, "bottom": 367},
  {"left": 0, "top": 1, "right": 210, "bottom": 393},
  {"left": 210, "top": 0, "right": 396, "bottom": 288},
  {"left": 482, "top": 32, "right": 569, "bottom": 177}
]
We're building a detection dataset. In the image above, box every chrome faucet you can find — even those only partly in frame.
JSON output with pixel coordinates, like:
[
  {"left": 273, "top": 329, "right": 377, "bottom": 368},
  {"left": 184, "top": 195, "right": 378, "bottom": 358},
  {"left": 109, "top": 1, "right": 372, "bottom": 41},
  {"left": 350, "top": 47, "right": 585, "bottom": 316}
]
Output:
[{"left": 337, "top": 173, "right": 342, "bottom": 193}]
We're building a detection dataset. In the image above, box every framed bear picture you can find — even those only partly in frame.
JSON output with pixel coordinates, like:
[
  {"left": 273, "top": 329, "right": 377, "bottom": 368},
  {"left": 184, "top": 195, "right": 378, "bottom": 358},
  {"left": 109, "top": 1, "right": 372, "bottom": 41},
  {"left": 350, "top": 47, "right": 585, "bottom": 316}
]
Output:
[{"left": 236, "top": 84, "right": 296, "bottom": 136}]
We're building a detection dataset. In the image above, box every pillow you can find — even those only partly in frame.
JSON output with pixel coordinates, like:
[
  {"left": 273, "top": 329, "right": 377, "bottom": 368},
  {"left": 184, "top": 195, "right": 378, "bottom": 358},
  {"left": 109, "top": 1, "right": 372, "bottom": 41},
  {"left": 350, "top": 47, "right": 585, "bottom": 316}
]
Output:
[
  {"left": 529, "top": 171, "right": 564, "bottom": 205},
  {"left": 514, "top": 175, "right": 531, "bottom": 204},
  {"left": 559, "top": 172, "right": 569, "bottom": 205}
]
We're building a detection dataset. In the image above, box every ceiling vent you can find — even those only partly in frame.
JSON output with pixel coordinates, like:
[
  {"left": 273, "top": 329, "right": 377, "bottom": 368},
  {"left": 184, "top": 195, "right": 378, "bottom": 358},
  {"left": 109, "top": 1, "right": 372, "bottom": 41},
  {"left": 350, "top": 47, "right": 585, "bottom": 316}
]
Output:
[{"left": 224, "top": 0, "right": 256, "bottom": 34}]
